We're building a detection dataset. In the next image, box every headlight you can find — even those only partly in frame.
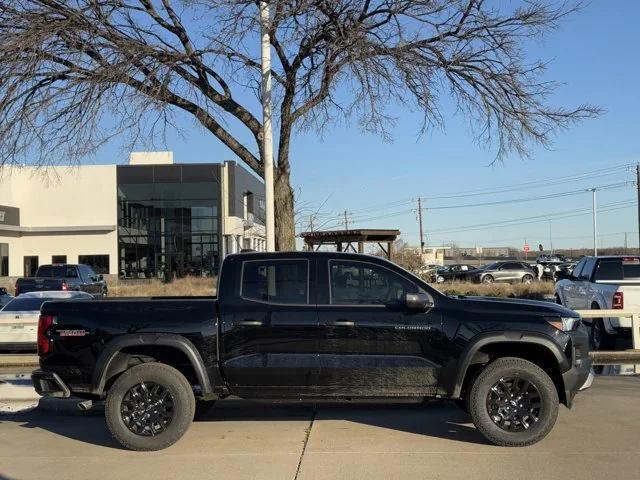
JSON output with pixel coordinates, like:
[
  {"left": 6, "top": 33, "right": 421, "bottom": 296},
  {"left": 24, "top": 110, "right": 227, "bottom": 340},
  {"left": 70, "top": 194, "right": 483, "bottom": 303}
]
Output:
[{"left": 547, "top": 316, "right": 581, "bottom": 332}]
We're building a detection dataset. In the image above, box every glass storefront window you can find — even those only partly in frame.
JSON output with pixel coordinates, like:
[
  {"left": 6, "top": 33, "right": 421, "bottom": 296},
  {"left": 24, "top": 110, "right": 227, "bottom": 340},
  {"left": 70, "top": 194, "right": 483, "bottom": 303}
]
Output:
[
  {"left": 0, "top": 243, "right": 8, "bottom": 277},
  {"left": 117, "top": 181, "right": 220, "bottom": 279}
]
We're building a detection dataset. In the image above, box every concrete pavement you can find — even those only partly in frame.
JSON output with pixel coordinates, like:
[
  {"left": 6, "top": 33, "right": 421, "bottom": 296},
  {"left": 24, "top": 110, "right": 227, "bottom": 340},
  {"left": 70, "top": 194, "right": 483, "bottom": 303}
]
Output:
[{"left": 0, "top": 375, "right": 638, "bottom": 480}]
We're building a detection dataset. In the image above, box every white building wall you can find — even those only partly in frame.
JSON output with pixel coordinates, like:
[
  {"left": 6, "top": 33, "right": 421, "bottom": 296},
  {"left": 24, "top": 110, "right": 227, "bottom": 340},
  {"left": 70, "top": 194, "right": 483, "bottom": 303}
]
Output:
[{"left": 0, "top": 166, "right": 118, "bottom": 276}]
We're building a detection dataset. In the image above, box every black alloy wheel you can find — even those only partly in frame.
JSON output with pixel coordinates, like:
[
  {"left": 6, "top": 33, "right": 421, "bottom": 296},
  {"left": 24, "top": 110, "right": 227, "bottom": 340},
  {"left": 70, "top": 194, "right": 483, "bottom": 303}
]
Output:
[
  {"left": 121, "top": 382, "right": 174, "bottom": 436},
  {"left": 486, "top": 377, "right": 542, "bottom": 432}
]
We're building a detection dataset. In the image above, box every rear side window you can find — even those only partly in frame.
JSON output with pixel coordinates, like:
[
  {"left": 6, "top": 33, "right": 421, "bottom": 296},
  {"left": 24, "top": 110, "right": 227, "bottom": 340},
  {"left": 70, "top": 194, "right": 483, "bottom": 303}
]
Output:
[
  {"left": 2, "top": 297, "right": 46, "bottom": 312},
  {"left": 241, "top": 260, "right": 309, "bottom": 304},
  {"left": 594, "top": 258, "right": 640, "bottom": 281},
  {"left": 36, "top": 266, "right": 78, "bottom": 278}
]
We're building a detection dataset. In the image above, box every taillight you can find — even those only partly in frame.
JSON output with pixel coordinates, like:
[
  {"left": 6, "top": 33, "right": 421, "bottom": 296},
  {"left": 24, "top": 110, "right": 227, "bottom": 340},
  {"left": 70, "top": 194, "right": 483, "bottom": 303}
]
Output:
[
  {"left": 61, "top": 282, "right": 68, "bottom": 291},
  {"left": 37, "top": 315, "right": 55, "bottom": 355},
  {"left": 613, "top": 291, "right": 624, "bottom": 309}
]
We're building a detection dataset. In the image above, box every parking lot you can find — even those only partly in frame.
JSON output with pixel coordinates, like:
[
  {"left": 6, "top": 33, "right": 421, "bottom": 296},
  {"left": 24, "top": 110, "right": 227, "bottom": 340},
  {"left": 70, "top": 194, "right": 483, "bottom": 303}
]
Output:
[{"left": 0, "top": 374, "right": 638, "bottom": 480}]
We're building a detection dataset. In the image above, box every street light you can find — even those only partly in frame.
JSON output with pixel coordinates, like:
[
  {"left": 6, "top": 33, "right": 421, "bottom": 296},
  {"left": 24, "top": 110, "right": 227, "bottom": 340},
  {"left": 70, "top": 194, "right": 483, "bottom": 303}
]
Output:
[{"left": 260, "top": 1, "right": 275, "bottom": 252}]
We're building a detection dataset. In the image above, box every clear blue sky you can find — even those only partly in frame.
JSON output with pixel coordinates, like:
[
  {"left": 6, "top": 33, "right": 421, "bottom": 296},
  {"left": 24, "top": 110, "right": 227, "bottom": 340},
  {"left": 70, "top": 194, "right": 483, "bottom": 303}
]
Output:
[{"left": 89, "top": 2, "right": 640, "bottom": 251}]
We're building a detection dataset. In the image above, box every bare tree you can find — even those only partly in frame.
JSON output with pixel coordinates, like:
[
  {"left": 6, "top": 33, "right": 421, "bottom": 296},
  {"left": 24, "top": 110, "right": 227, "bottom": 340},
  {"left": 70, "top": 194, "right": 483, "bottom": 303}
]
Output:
[{"left": 0, "top": 1, "right": 599, "bottom": 249}]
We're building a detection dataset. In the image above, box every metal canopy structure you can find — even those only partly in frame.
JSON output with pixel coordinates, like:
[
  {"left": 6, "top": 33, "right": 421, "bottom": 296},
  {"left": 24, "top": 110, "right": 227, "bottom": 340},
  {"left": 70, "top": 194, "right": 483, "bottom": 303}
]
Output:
[{"left": 300, "top": 229, "right": 401, "bottom": 260}]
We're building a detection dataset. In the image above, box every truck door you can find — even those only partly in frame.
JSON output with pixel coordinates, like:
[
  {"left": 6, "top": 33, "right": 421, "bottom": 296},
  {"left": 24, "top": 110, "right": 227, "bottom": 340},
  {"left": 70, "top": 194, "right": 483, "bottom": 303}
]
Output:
[
  {"left": 315, "top": 258, "right": 444, "bottom": 397},
  {"left": 219, "top": 257, "right": 321, "bottom": 396}
]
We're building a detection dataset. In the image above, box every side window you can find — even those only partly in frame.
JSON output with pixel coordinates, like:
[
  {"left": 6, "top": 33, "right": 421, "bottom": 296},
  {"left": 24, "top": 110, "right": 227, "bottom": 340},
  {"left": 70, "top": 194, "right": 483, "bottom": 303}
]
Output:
[
  {"left": 572, "top": 259, "right": 586, "bottom": 279},
  {"left": 241, "top": 260, "right": 308, "bottom": 304},
  {"left": 330, "top": 260, "right": 418, "bottom": 305},
  {"left": 594, "top": 260, "right": 622, "bottom": 281},
  {"left": 501, "top": 263, "right": 520, "bottom": 270},
  {"left": 579, "top": 259, "right": 596, "bottom": 281}
]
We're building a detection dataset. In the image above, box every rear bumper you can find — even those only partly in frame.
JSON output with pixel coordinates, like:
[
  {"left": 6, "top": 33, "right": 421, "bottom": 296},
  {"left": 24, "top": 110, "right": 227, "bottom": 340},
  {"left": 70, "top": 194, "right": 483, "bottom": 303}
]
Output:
[{"left": 31, "top": 370, "right": 71, "bottom": 398}]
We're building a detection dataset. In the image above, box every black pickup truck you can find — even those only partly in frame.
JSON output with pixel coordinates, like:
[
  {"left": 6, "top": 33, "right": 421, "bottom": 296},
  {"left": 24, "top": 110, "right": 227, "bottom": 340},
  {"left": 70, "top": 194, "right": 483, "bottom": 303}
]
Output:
[
  {"left": 32, "top": 251, "right": 592, "bottom": 451},
  {"left": 15, "top": 264, "right": 107, "bottom": 297}
]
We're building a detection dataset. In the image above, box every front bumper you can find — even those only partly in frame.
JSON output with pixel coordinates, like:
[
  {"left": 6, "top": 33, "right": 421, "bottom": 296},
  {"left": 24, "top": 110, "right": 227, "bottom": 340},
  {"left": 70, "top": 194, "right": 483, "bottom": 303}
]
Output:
[
  {"left": 563, "top": 325, "right": 593, "bottom": 407},
  {"left": 32, "top": 370, "right": 71, "bottom": 398}
]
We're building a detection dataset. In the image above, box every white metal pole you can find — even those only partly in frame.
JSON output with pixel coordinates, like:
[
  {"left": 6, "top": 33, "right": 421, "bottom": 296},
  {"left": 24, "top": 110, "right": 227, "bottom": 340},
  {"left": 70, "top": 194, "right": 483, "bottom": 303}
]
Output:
[
  {"left": 548, "top": 219, "right": 553, "bottom": 255},
  {"left": 260, "top": 1, "right": 275, "bottom": 252},
  {"left": 591, "top": 188, "right": 598, "bottom": 256}
]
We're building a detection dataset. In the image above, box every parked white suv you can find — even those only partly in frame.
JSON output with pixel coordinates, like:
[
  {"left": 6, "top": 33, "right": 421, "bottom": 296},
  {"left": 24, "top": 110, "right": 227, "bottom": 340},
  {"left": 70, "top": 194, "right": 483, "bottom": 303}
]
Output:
[{"left": 555, "top": 256, "right": 640, "bottom": 349}]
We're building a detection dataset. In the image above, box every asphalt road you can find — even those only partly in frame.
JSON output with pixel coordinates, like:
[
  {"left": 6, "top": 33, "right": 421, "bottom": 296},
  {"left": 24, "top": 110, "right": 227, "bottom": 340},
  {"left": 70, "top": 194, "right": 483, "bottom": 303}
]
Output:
[{"left": 0, "top": 375, "right": 638, "bottom": 480}]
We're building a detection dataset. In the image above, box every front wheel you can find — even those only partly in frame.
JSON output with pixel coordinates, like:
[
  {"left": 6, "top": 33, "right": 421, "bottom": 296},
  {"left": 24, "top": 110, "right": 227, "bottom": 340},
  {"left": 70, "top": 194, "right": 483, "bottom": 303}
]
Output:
[
  {"left": 468, "top": 357, "right": 559, "bottom": 447},
  {"left": 105, "top": 362, "right": 195, "bottom": 451},
  {"left": 482, "top": 275, "right": 494, "bottom": 284},
  {"left": 436, "top": 275, "right": 445, "bottom": 283}
]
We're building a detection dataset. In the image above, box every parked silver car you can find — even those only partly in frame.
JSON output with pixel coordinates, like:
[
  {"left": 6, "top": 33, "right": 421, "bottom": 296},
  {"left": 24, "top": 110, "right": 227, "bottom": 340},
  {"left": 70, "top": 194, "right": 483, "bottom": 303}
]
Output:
[
  {"left": 0, "top": 291, "right": 93, "bottom": 351},
  {"left": 468, "top": 261, "right": 536, "bottom": 284}
]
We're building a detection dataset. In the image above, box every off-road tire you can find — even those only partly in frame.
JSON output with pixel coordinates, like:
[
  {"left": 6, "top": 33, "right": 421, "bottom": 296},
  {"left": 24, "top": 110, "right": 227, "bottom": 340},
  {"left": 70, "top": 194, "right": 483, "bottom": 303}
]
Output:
[
  {"left": 469, "top": 357, "right": 559, "bottom": 447},
  {"left": 105, "top": 362, "right": 195, "bottom": 451},
  {"left": 590, "top": 318, "right": 616, "bottom": 351}
]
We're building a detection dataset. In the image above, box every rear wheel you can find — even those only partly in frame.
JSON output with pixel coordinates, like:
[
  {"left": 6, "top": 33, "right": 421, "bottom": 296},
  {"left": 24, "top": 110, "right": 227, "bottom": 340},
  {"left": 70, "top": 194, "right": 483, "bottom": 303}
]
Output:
[
  {"left": 590, "top": 318, "right": 615, "bottom": 351},
  {"left": 468, "top": 357, "right": 558, "bottom": 447},
  {"left": 521, "top": 274, "right": 534, "bottom": 284},
  {"left": 105, "top": 362, "right": 195, "bottom": 451}
]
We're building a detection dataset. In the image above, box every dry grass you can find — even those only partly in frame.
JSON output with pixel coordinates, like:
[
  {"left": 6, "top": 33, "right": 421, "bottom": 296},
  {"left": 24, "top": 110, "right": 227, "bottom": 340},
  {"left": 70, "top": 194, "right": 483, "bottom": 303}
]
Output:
[
  {"left": 0, "top": 276, "right": 216, "bottom": 297},
  {"left": 108, "top": 277, "right": 216, "bottom": 297},
  {"left": 433, "top": 281, "right": 555, "bottom": 300},
  {"left": 2, "top": 276, "right": 553, "bottom": 300}
]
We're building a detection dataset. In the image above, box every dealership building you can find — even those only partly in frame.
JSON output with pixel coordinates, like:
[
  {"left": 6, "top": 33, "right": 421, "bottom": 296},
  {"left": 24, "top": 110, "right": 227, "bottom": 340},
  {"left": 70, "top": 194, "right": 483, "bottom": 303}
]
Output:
[{"left": 0, "top": 152, "right": 265, "bottom": 278}]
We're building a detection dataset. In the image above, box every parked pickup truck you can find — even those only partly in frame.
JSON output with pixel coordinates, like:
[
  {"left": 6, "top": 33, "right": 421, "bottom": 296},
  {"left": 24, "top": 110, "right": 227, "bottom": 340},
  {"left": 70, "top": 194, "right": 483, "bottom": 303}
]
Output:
[
  {"left": 33, "top": 251, "right": 592, "bottom": 451},
  {"left": 15, "top": 264, "right": 107, "bottom": 297},
  {"left": 555, "top": 255, "right": 640, "bottom": 349}
]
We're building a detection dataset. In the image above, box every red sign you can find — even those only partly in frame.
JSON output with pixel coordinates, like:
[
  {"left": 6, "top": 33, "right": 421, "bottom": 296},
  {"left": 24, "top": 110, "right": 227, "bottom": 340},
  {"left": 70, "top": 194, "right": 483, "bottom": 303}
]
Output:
[{"left": 523, "top": 244, "right": 530, "bottom": 252}]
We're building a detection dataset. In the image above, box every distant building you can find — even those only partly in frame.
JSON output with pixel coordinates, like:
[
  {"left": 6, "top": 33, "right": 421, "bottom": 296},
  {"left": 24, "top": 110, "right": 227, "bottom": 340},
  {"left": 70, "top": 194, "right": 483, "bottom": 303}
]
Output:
[{"left": 0, "top": 152, "right": 265, "bottom": 278}]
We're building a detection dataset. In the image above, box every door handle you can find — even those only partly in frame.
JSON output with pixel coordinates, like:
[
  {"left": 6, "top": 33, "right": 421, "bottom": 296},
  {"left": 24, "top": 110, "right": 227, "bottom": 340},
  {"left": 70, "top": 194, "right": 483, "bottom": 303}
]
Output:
[
  {"left": 332, "top": 320, "right": 355, "bottom": 327},
  {"left": 234, "top": 320, "right": 265, "bottom": 327}
]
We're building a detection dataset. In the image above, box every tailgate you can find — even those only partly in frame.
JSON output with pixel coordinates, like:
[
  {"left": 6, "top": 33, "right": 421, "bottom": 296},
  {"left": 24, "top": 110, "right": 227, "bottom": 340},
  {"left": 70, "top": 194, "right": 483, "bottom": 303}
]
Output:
[
  {"left": 0, "top": 312, "right": 39, "bottom": 344},
  {"left": 18, "top": 278, "right": 64, "bottom": 293},
  {"left": 618, "top": 284, "right": 640, "bottom": 311}
]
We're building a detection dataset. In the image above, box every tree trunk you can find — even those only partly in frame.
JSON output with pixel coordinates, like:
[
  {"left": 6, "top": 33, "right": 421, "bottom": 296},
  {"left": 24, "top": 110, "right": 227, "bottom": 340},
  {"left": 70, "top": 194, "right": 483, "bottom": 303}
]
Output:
[{"left": 274, "top": 166, "right": 296, "bottom": 251}]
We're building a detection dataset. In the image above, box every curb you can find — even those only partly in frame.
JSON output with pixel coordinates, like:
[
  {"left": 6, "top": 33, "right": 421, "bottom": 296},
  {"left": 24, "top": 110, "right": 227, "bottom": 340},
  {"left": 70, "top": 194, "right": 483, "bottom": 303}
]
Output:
[{"left": 0, "top": 354, "right": 39, "bottom": 367}]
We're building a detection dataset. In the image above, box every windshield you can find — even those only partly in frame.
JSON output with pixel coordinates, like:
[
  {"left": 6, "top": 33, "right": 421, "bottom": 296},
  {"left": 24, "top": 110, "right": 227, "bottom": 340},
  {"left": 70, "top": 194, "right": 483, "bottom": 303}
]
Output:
[{"left": 35, "top": 265, "right": 78, "bottom": 278}]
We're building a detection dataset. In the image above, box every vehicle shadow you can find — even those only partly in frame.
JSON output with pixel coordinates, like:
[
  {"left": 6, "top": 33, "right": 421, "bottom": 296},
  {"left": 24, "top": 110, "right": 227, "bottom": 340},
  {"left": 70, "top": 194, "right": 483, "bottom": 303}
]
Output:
[
  {"left": 197, "top": 398, "right": 491, "bottom": 446},
  {"left": 1, "top": 401, "right": 120, "bottom": 450},
  {"left": 1, "top": 398, "right": 489, "bottom": 449}
]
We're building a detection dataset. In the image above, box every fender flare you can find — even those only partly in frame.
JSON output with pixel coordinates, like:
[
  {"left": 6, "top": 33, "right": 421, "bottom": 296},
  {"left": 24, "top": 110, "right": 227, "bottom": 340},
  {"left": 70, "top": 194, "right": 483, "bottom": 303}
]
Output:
[
  {"left": 91, "top": 333, "right": 213, "bottom": 397},
  {"left": 450, "top": 331, "right": 569, "bottom": 399}
]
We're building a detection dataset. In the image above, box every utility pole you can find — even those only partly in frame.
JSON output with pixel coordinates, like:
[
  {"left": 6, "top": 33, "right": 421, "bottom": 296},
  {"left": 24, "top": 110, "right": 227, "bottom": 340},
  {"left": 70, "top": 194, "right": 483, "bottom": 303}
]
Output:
[
  {"left": 416, "top": 197, "right": 425, "bottom": 253},
  {"left": 636, "top": 164, "right": 640, "bottom": 254},
  {"left": 625, "top": 232, "right": 628, "bottom": 254},
  {"left": 592, "top": 188, "right": 598, "bottom": 256},
  {"left": 260, "top": 1, "right": 275, "bottom": 252},
  {"left": 343, "top": 210, "right": 349, "bottom": 230}
]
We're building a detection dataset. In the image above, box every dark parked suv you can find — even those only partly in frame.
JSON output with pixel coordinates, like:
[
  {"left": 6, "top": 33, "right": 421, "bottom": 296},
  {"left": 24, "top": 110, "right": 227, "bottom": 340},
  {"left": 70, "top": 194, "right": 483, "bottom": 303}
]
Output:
[{"left": 15, "top": 264, "right": 107, "bottom": 297}]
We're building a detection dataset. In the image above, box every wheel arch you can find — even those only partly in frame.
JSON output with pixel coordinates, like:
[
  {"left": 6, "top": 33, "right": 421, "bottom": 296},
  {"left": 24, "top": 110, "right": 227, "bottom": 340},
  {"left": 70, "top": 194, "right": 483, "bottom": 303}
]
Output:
[
  {"left": 91, "top": 333, "right": 213, "bottom": 398},
  {"left": 450, "top": 332, "right": 570, "bottom": 405}
]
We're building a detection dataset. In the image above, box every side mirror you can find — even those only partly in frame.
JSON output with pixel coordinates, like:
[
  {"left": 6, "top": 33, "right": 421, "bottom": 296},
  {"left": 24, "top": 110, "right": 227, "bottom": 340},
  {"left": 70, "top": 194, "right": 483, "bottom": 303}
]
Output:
[{"left": 405, "top": 292, "right": 434, "bottom": 310}]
